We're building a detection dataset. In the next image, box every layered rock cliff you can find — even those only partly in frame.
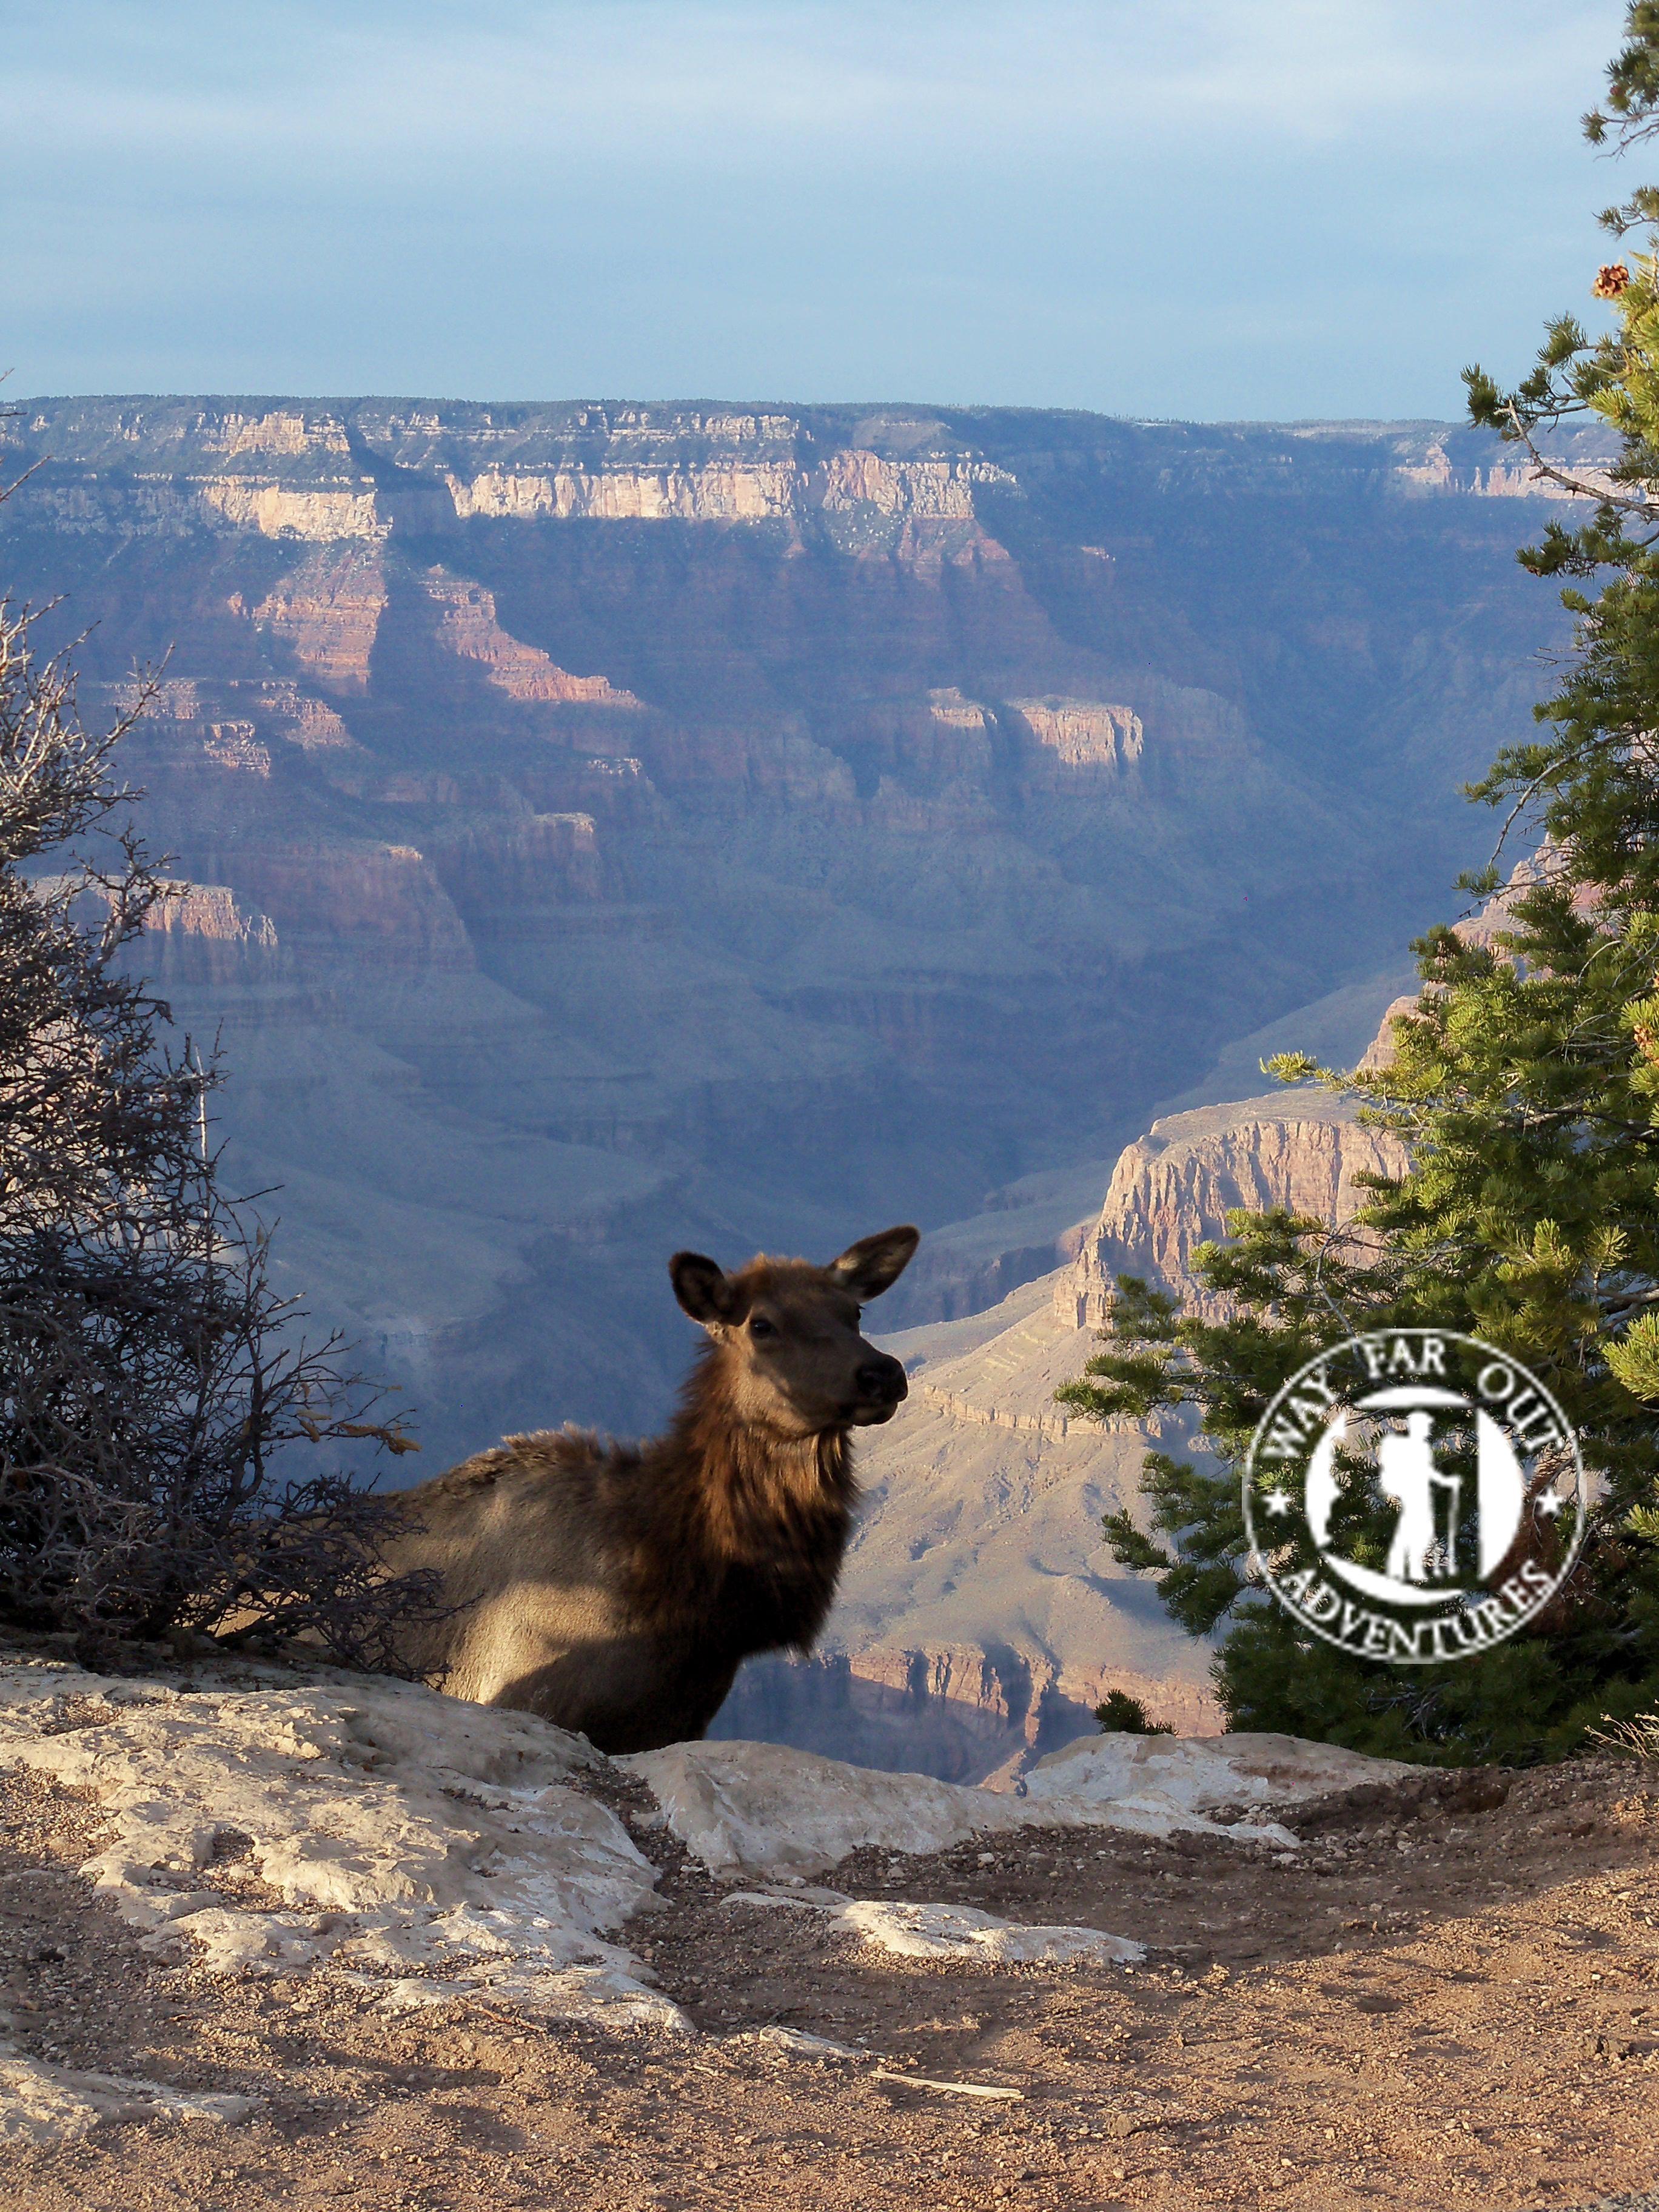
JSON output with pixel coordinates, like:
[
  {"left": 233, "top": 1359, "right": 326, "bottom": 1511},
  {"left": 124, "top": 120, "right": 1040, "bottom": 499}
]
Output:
[
  {"left": 5, "top": 400, "right": 1610, "bottom": 544},
  {"left": 1062, "top": 1093, "right": 1407, "bottom": 1327}
]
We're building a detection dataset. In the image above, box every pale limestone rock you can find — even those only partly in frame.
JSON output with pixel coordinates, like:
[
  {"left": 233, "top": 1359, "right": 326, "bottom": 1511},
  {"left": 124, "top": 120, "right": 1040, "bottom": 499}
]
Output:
[
  {"left": 198, "top": 480, "right": 381, "bottom": 541},
  {"left": 199, "top": 411, "right": 353, "bottom": 461},
  {"left": 815, "top": 451, "right": 1013, "bottom": 521},
  {"left": 442, "top": 446, "right": 1013, "bottom": 534},
  {"left": 723, "top": 2024, "right": 865, "bottom": 2060},
  {"left": 622, "top": 1740, "right": 1032, "bottom": 1875},
  {"left": 0, "top": 1655, "right": 1427, "bottom": 2120},
  {"left": 1007, "top": 697, "right": 1144, "bottom": 773},
  {"left": 0, "top": 1662, "right": 684, "bottom": 2035},
  {"left": 0, "top": 2056, "right": 254, "bottom": 2143},
  {"left": 620, "top": 1735, "right": 1327, "bottom": 1879},
  {"left": 726, "top": 1888, "right": 1144, "bottom": 1966},
  {"left": 446, "top": 463, "right": 802, "bottom": 525},
  {"left": 839, "top": 1895, "right": 1142, "bottom": 1965},
  {"left": 1024, "top": 1731, "right": 1418, "bottom": 1821}
]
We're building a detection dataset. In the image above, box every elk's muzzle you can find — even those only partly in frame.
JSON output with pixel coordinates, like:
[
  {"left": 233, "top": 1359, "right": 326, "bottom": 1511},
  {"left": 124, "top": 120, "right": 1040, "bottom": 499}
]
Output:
[{"left": 850, "top": 1353, "right": 908, "bottom": 1424}]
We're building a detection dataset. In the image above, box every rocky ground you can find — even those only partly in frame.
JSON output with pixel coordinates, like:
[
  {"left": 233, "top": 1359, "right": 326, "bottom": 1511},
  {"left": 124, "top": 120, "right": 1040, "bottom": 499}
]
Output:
[{"left": 0, "top": 1674, "right": 1654, "bottom": 2212}]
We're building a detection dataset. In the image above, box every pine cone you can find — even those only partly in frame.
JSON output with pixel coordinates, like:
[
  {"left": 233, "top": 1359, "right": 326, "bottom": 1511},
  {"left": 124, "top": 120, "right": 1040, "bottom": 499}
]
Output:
[{"left": 1594, "top": 263, "right": 1632, "bottom": 300}]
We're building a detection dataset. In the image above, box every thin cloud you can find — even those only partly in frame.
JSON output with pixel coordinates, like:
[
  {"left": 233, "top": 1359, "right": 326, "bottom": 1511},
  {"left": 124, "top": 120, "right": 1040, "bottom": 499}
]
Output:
[
  {"left": 0, "top": 0, "right": 1634, "bottom": 414},
  {"left": 2, "top": 1, "right": 1621, "bottom": 156}
]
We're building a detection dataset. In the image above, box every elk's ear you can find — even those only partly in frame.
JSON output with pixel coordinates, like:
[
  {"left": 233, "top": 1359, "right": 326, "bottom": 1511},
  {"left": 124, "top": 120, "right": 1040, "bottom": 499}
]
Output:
[
  {"left": 670, "top": 1250, "right": 738, "bottom": 1327},
  {"left": 828, "top": 1224, "right": 920, "bottom": 1301}
]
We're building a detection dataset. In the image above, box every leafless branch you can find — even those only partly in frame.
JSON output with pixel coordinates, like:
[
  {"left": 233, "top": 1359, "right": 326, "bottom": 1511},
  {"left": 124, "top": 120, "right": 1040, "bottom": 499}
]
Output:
[{"left": 0, "top": 512, "right": 440, "bottom": 1662}]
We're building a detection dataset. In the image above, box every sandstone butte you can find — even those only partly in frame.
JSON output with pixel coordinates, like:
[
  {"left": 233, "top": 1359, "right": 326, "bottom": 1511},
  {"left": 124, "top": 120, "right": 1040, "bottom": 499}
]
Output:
[{"left": 0, "top": 396, "right": 1607, "bottom": 1770}]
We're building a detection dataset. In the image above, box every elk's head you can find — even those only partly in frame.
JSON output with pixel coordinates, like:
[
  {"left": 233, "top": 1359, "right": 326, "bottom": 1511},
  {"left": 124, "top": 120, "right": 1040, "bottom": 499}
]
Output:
[{"left": 669, "top": 1226, "right": 919, "bottom": 1436}]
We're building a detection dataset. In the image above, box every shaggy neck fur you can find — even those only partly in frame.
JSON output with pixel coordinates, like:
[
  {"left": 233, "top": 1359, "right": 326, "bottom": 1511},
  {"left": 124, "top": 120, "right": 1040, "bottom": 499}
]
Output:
[{"left": 625, "top": 1341, "right": 857, "bottom": 1652}]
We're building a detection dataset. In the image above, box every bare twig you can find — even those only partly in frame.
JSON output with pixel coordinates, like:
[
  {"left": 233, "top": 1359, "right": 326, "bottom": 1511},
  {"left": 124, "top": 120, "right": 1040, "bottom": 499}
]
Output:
[{"left": 0, "top": 505, "right": 440, "bottom": 1661}]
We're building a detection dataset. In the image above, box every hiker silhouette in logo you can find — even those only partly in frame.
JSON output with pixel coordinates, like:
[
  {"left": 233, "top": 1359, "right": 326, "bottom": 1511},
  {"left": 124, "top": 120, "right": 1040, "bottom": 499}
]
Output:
[{"left": 1376, "top": 1410, "right": 1461, "bottom": 1584}]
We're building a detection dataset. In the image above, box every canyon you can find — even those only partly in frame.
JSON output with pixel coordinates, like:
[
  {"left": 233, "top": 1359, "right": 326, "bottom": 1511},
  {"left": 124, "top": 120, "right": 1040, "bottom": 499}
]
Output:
[{"left": 0, "top": 395, "right": 1595, "bottom": 1760}]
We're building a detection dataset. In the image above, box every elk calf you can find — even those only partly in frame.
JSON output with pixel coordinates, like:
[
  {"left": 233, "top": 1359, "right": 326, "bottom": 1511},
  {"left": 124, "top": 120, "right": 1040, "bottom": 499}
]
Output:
[{"left": 375, "top": 1225, "right": 918, "bottom": 1753}]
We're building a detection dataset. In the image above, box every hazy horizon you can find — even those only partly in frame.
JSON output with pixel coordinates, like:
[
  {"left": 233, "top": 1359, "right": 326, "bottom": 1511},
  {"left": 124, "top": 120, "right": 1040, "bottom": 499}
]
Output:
[{"left": 0, "top": 392, "right": 1578, "bottom": 431}]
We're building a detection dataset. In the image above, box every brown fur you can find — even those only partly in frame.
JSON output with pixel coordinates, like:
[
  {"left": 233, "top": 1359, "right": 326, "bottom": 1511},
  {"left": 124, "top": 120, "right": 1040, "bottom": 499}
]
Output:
[{"left": 374, "top": 1227, "right": 918, "bottom": 1754}]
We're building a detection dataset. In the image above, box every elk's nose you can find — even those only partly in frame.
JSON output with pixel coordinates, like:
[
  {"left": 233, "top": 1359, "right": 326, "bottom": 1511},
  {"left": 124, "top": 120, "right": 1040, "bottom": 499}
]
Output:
[{"left": 857, "top": 1355, "right": 907, "bottom": 1402}]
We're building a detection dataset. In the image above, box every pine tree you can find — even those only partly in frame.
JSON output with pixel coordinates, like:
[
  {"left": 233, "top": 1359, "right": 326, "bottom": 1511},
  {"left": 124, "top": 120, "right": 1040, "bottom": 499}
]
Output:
[
  {"left": 1058, "top": 7, "right": 1659, "bottom": 1768},
  {"left": 0, "top": 528, "right": 436, "bottom": 1661}
]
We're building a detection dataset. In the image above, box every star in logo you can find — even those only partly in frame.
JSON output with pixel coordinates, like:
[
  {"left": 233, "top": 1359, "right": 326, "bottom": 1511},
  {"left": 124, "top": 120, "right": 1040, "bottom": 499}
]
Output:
[
  {"left": 1535, "top": 1489, "right": 1565, "bottom": 1518},
  {"left": 1263, "top": 1488, "right": 1295, "bottom": 1518}
]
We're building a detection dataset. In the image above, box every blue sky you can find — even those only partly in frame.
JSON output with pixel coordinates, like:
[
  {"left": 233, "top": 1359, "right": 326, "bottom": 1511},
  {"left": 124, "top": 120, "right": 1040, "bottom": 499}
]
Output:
[{"left": 0, "top": 0, "right": 1635, "bottom": 418}]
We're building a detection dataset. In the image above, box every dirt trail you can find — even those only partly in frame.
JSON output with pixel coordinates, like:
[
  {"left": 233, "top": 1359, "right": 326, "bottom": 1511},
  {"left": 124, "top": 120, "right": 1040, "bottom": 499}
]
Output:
[{"left": 1, "top": 1749, "right": 1656, "bottom": 2211}]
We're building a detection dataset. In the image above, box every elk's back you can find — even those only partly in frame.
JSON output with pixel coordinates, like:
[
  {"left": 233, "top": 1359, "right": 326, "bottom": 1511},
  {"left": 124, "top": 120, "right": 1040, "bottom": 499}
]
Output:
[{"left": 373, "top": 1429, "right": 742, "bottom": 1751}]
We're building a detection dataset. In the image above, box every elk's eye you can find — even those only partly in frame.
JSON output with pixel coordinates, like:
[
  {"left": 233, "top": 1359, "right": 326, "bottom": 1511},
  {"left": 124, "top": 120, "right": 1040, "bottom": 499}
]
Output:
[{"left": 749, "top": 1315, "right": 777, "bottom": 1339}]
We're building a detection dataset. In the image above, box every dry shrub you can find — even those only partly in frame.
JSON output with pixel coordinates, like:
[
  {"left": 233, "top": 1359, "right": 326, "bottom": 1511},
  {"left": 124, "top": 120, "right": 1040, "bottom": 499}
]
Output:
[
  {"left": 0, "top": 544, "right": 441, "bottom": 1663},
  {"left": 1588, "top": 1712, "right": 1659, "bottom": 1760}
]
